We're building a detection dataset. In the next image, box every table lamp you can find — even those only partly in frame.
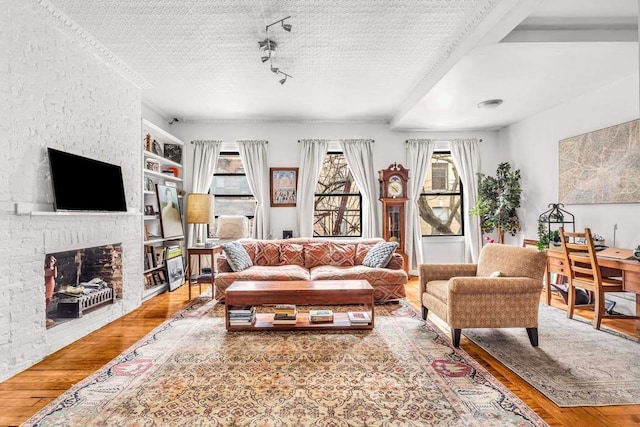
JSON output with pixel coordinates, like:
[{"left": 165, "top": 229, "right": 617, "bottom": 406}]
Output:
[{"left": 186, "top": 193, "right": 214, "bottom": 247}]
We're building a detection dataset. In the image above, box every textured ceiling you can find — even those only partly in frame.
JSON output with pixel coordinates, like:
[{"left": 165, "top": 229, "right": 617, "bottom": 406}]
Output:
[{"left": 41, "top": 0, "right": 638, "bottom": 129}]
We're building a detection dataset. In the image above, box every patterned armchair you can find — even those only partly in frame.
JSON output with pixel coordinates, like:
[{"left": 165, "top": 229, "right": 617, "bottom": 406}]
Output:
[{"left": 419, "top": 243, "right": 547, "bottom": 347}]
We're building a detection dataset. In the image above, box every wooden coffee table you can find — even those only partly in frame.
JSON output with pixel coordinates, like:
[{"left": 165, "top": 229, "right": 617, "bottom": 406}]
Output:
[{"left": 224, "top": 280, "right": 374, "bottom": 331}]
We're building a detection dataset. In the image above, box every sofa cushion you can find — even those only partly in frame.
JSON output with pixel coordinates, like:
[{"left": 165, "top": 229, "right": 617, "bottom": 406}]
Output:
[
  {"left": 240, "top": 241, "right": 260, "bottom": 261},
  {"left": 220, "top": 241, "right": 253, "bottom": 272},
  {"left": 279, "top": 243, "right": 305, "bottom": 266},
  {"left": 254, "top": 241, "right": 281, "bottom": 266},
  {"left": 329, "top": 242, "right": 356, "bottom": 266},
  {"left": 362, "top": 241, "right": 398, "bottom": 268},
  {"left": 304, "top": 241, "right": 331, "bottom": 268},
  {"left": 310, "top": 265, "right": 408, "bottom": 286},
  {"left": 216, "top": 265, "right": 311, "bottom": 288},
  {"left": 355, "top": 241, "right": 379, "bottom": 265}
]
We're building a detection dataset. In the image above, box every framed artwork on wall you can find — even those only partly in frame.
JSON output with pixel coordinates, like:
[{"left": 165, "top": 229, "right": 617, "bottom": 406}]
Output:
[
  {"left": 156, "top": 184, "right": 184, "bottom": 238},
  {"left": 270, "top": 167, "right": 298, "bottom": 207}
]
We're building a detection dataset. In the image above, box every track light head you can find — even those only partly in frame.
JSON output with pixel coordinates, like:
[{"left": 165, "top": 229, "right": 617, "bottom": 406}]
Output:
[
  {"left": 280, "top": 78, "right": 286, "bottom": 85},
  {"left": 261, "top": 55, "right": 270, "bottom": 63},
  {"left": 282, "top": 22, "right": 292, "bottom": 32},
  {"left": 270, "top": 65, "right": 279, "bottom": 73}
]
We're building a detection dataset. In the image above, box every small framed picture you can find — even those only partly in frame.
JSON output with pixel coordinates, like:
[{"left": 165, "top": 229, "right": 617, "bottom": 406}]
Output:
[
  {"left": 165, "top": 256, "right": 185, "bottom": 291},
  {"left": 270, "top": 167, "right": 298, "bottom": 207},
  {"left": 152, "top": 140, "right": 163, "bottom": 156},
  {"left": 144, "top": 177, "right": 154, "bottom": 192},
  {"left": 144, "top": 205, "right": 155, "bottom": 215}
]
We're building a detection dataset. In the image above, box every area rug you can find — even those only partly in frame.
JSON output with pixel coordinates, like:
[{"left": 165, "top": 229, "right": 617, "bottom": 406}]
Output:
[
  {"left": 24, "top": 298, "right": 546, "bottom": 426},
  {"left": 463, "top": 304, "right": 640, "bottom": 407}
]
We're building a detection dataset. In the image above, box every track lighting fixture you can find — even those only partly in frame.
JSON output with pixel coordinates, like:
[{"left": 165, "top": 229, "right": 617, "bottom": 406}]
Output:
[
  {"left": 258, "top": 16, "right": 293, "bottom": 84},
  {"left": 278, "top": 71, "right": 292, "bottom": 85},
  {"left": 267, "top": 16, "right": 292, "bottom": 33}
]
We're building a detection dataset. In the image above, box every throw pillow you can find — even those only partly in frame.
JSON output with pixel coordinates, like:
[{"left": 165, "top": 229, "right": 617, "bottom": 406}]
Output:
[
  {"left": 355, "top": 241, "right": 378, "bottom": 265},
  {"left": 279, "top": 243, "right": 305, "bottom": 266},
  {"left": 362, "top": 241, "right": 399, "bottom": 268},
  {"left": 304, "top": 241, "right": 331, "bottom": 268},
  {"left": 254, "top": 241, "right": 280, "bottom": 266},
  {"left": 221, "top": 241, "right": 253, "bottom": 272},
  {"left": 329, "top": 242, "right": 356, "bottom": 266}
]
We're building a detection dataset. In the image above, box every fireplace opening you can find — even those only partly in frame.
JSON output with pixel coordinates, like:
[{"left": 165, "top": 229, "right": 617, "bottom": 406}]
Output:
[{"left": 44, "top": 243, "right": 123, "bottom": 328}]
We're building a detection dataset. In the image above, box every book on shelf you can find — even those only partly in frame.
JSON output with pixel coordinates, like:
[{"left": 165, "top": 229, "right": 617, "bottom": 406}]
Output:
[
  {"left": 309, "top": 309, "right": 334, "bottom": 323},
  {"left": 347, "top": 311, "right": 372, "bottom": 324},
  {"left": 274, "top": 304, "right": 297, "bottom": 315},
  {"left": 229, "top": 314, "right": 256, "bottom": 326},
  {"left": 273, "top": 311, "right": 298, "bottom": 320},
  {"left": 165, "top": 245, "right": 182, "bottom": 259},
  {"left": 228, "top": 305, "right": 255, "bottom": 314},
  {"left": 272, "top": 316, "right": 297, "bottom": 325}
]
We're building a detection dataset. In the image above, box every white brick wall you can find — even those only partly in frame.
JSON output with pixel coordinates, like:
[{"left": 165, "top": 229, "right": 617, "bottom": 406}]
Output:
[{"left": 1, "top": 0, "right": 144, "bottom": 381}]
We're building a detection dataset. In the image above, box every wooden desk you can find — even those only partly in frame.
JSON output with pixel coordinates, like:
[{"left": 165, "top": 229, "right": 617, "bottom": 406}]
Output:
[
  {"left": 545, "top": 248, "right": 640, "bottom": 332},
  {"left": 187, "top": 246, "right": 222, "bottom": 300}
]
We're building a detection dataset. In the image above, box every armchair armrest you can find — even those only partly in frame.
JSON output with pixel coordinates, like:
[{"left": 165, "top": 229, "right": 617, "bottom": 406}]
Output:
[
  {"left": 448, "top": 277, "right": 543, "bottom": 294},
  {"left": 419, "top": 263, "right": 477, "bottom": 295}
]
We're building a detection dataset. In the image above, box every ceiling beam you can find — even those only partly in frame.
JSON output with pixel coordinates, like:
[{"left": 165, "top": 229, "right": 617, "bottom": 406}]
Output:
[
  {"left": 389, "top": 0, "right": 543, "bottom": 129},
  {"left": 502, "top": 28, "right": 637, "bottom": 43}
]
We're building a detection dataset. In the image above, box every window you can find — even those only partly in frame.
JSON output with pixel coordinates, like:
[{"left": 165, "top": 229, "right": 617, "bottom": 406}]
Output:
[
  {"left": 209, "top": 152, "right": 256, "bottom": 236},
  {"left": 314, "top": 152, "right": 361, "bottom": 237},
  {"left": 419, "top": 152, "right": 463, "bottom": 236}
]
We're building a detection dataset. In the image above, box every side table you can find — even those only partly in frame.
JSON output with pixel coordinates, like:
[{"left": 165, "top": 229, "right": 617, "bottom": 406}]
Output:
[{"left": 187, "top": 246, "right": 222, "bottom": 300}]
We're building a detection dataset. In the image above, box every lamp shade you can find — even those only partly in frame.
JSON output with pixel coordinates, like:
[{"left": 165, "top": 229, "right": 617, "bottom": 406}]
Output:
[{"left": 186, "top": 193, "right": 214, "bottom": 224}]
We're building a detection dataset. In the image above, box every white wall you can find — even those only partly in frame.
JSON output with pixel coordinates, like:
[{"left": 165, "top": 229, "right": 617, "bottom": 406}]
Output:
[
  {"left": 1, "top": 0, "right": 143, "bottom": 381},
  {"left": 500, "top": 73, "right": 640, "bottom": 248},
  {"left": 171, "top": 122, "right": 500, "bottom": 264}
]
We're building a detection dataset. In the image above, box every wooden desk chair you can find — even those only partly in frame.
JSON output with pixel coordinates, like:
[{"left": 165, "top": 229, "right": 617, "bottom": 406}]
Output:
[{"left": 559, "top": 227, "right": 639, "bottom": 329}]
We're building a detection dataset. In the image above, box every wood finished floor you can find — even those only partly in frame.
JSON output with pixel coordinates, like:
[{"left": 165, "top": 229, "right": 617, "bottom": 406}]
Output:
[{"left": 1, "top": 278, "right": 639, "bottom": 427}]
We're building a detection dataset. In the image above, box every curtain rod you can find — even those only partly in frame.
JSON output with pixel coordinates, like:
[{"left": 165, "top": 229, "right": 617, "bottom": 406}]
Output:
[
  {"left": 405, "top": 138, "right": 483, "bottom": 143},
  {"left": 190, "top": 140, "right": 269, "bottom": 144},
  {"left": 297, "top": 139, "right": 375, "bottom": 143}
]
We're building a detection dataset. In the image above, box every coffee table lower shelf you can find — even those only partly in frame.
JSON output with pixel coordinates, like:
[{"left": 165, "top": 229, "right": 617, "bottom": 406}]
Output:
[
  {"left": 224, "top": 279, "right": 375, "bottom": 331},
  {"left": 228, "top": 312, "right": 373, "bottom": 331}
]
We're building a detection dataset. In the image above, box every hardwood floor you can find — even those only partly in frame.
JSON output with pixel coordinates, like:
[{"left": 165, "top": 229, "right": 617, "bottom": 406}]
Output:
[{"left": 2, "top": 278, "right": 639, "bottom": 426}]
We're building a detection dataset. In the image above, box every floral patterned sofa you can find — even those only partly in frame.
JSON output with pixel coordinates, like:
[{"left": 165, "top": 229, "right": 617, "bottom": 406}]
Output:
[{"left": 214, "top": 238, "right": 408, "bottom": 302}]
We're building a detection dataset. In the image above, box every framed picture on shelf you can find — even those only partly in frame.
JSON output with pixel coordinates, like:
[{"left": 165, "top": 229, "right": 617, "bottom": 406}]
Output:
[
  {"left": 270, "top": 167, "right": 298, "bottom": 207},
  {"left": 152, "top": 140, "right": 163, "bottom": 156},
  {"left": 144, "top": 205, "right": 155, "bottom": 215},
  {"left": 156, "top": 184, "right": 184, "bottom": 238},
  {"left": 164, "top": 144, "right": 182, "bottom": 164},
  {"left": 165, "top": 256, "right": 185, "bottom": 291},
  {"left": 144, "top": 177, "right": 154, "bottom": 192}
]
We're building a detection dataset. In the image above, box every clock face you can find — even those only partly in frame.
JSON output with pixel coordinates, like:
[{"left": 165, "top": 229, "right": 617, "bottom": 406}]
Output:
[{"left": 387, "top": 175, "right": 403, "bottom": 197}]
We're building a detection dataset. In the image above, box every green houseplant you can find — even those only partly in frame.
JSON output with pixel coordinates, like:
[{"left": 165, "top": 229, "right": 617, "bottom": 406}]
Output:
[{"left": 470, "top": 162, "right": 522, "bottom": 244}]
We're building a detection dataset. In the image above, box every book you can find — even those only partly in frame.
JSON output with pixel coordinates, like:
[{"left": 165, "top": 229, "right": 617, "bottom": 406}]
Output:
[
  {"left": 347, "top": 311, "right": 372, "bottom": 324},
  {"left": 309, "top": 309, "right": 334, "bottom": 323},
  {"left": 273, "top": 311, "right": 298, "bottom": 320},
  {"left": 272, "top": 316, "right": 297, "bottom": 325},
  {"left": 274, "top": 304, "right": 297, "bottom": 315},
  {"left": 228, "top": 305, "right": 256, "bottom": 315}
]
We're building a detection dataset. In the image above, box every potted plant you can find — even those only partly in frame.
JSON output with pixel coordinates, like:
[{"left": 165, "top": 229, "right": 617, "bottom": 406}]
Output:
[{"left": 470, "top": 162, "right": 522, "bottom": 244}]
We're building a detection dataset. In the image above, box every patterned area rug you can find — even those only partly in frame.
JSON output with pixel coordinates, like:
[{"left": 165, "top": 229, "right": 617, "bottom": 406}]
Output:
[
  {"left": 24, "top": 298, "right": 546, "bottom": 426},
  {"left": 464, "top": 304, "right": 640, "bottom": 407}
]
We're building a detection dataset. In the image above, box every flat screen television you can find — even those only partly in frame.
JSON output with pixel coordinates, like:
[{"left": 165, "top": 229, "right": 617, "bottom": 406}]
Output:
[{"left": 48, "top": 148, "right": 127, "bottom": 212}]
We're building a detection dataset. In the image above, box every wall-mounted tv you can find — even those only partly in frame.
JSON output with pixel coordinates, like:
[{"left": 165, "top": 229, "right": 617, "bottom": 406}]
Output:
[{"left": 48, "top": 148, "right": 127, "bottom": 212}]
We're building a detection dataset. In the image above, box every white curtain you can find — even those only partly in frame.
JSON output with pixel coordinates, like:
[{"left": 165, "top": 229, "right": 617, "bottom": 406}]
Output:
[
  {"left": 296, "top": 139, "right": 329, "bottom": 237},
  {"left": 450, "top": 138, "right": 482, "bottom": 262},
  {"left": 405, "top": 139, "right": 435, "bottom": 272},
  {"left": 238, "top": 140, "right": 270, "bottom": 239},
  {"left": 339, "top": 139, "right": 379, "bottom": 238},
  {"left": 188, "top": 140, "right": 222, "bottom": 247}
]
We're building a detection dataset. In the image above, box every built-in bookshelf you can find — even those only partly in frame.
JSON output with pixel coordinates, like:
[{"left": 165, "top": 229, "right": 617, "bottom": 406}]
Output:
[{"left": 141, "top": 119, "right": 186, "bottom": 300}]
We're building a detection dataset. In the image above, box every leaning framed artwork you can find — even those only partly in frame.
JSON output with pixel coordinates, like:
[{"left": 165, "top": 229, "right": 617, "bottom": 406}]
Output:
[
  {"left": 156, "top": 184, "right": 184, "bottom": 238},
  {"left": 165, "top": 256, "right": 185, "bottom": 291},
  {"left": 270, "top": 167, "right": 298, "bottom": 207}
]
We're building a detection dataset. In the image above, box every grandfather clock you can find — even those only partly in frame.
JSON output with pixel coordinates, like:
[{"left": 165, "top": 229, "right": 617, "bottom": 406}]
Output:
[{"left": 379, "top": 162, "right": 409, "bottom": 272}]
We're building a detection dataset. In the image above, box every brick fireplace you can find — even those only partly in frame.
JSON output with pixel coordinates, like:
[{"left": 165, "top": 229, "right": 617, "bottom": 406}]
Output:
[{"left": 45, "top": 243, "right": 123, "bottom": 327}]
